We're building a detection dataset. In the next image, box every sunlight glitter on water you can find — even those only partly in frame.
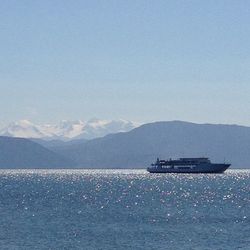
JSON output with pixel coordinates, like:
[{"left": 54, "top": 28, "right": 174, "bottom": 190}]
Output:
[{"left": 0, "top": 169, "right": 249, "bottom": 249}]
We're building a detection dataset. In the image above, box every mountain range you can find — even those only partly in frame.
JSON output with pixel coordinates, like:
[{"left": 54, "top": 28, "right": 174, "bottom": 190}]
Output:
[
  {"left": 51, "top": 121, "right": 250, "bottom": 169},
  {"left": 1, "top": 120, "right": 250, "bottom": 169},
  {"left": 0, "top": 136, "right": 74, "bottom": 168},
  {"left": 0, "top": 119, "right": 138, "bottom": 140}
]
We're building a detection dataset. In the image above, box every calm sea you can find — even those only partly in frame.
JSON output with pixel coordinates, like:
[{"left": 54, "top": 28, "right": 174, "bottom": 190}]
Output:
[{"left": 0, "top": 169, "right": 249, "bottom": 250}]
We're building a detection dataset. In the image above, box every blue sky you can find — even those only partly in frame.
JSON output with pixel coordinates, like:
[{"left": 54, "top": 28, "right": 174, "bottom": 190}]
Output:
[{"left": 1, "top": 0, "right": 250, "bottom": 126}]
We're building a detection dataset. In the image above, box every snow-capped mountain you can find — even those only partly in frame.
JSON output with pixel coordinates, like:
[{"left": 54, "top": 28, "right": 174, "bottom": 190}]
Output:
[
  {"left": 0, "top": 120, "right": 46, "bottom": 138},
  {"left": 0, "top": 119, "right": 139, "bottom": 140},
  {"left": 74, "top": 118, "right": 138, "bottom": 140},
  {"left": 40, "top": 120, "right": 86, "bottom": 139}
]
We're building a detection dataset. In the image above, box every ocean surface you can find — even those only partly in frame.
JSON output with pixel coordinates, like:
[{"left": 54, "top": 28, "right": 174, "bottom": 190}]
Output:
[{"left": 0, "top": 169, "right": 249, "bottom": 250}]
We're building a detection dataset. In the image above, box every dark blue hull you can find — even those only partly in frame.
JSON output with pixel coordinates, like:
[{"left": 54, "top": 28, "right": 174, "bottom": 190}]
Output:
[{"left": 147, "top": 163, "right": 230, "bottom": 174}]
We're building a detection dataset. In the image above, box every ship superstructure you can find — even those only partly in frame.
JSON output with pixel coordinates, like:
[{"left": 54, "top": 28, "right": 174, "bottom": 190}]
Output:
[{"left": 147, "top": 157, "right": 230, "bottom": 173}]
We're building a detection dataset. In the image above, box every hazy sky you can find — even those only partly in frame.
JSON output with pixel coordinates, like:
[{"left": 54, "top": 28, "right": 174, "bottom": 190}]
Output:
[{"left": 1, "top": 0, "right": 250, "bottom": 126}]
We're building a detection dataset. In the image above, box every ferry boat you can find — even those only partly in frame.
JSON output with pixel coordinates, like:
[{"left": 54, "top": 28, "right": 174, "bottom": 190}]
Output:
[{"left": 147, "top": 157, "right": 230, "bottom": 173}]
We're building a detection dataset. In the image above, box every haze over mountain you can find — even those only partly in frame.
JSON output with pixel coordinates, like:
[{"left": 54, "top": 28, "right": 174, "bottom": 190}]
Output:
[
  {"left": 0, "top": 136, "right": 74, "bottom": 168},
  {"left": 52, "top": 121, "right": 250, "bottom": 169},
  {"left": 0, "top": 119, "right": 138, "bottom": 140},
  {"left": 1, "top": 121, "right": 250, "bottom": 169}
]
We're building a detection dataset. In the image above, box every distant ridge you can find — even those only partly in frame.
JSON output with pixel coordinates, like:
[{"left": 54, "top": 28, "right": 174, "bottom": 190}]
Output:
[
  {"left": 52, "top": 121, "right": 250, "bottom": 168},
  {"left": 1, "top": 121, "right": 250, "bottom": 169},
  {"left": 0, "top": 136, "right": 74, "bottom": 168}
]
